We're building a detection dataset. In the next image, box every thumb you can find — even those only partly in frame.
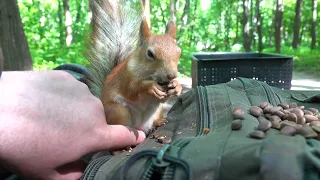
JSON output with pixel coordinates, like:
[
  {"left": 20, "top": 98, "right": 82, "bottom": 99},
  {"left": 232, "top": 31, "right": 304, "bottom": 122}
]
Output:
[{"left": 96, "top": 125, "right": 146, "bottom": 151}]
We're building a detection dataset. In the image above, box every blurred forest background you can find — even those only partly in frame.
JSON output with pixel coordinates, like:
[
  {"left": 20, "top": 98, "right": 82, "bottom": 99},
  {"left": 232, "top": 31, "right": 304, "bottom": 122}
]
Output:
[{"left": 0, "top": 0, "right": 319, "bottom": 77}]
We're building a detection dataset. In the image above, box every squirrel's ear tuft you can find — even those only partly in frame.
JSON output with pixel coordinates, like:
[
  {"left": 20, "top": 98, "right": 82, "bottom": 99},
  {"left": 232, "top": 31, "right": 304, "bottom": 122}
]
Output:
[
  {"left": 165, "top": 21, "right": 177, "bottom": 40},
  {"left": 140, "top": 16, "right": 151, "bottom": 42}
]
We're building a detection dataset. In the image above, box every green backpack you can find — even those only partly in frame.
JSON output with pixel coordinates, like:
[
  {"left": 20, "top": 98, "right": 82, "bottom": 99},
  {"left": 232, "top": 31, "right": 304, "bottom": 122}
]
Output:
[{"left": 80, "top": 76, "right": 320, "bottom": 180}]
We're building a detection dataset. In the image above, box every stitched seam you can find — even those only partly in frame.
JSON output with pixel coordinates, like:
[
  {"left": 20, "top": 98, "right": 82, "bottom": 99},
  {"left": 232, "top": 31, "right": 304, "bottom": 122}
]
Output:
[{"left": 217, "top": 83, "right": 235, "bottom": 180}]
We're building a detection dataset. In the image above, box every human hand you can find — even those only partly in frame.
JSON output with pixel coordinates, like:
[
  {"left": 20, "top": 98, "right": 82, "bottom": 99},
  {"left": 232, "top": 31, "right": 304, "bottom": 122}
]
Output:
[{"left": 0, "top": 70, "right": 145, "bottom": 180}]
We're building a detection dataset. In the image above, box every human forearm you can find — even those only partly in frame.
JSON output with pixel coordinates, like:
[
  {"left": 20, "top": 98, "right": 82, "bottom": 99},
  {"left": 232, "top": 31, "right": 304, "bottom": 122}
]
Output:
[{"left": 0, "top": 71, "right": 145, "bottom": 179}]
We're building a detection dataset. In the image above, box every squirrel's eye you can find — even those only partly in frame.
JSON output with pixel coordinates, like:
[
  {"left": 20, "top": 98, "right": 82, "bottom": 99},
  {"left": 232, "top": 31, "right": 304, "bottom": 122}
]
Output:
[{"left": 147, "top": 50, "right": 155, "bottom": 60}]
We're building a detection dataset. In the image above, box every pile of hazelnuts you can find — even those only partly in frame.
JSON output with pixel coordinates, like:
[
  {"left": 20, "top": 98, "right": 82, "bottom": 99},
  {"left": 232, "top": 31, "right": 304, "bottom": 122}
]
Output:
[{"left": 231, "top": 102, "right": 320, "bottom": 139}]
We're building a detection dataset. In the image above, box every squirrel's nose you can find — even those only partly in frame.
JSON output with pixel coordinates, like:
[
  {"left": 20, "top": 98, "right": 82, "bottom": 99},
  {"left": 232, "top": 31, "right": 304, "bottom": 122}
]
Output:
[{"left": 167, "top": 74, "right": 176, "bottom": 80}]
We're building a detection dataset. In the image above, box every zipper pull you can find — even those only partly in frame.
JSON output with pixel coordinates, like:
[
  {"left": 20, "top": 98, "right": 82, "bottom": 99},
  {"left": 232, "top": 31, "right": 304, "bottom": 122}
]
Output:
[{"left": 152, "top": 144, "right": 172, "bottom": 168}]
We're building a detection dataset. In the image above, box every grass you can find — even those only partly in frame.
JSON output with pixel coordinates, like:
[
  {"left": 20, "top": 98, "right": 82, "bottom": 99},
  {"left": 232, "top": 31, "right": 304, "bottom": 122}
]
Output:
[{"left": 263, "top": 46, "right": 320, "bottom": 76}]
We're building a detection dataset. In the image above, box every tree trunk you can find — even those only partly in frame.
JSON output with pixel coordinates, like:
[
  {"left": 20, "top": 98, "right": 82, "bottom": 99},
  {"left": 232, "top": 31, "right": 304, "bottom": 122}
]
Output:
[
  {"left": 58, "top": 0, "right": 64, "bottom": 45},
  {"left": 268, "top": 28, "right": 272, "bottom": 47},
  {"left": 299, "top": 24, "right": 305, "bottom": 43},
  {"left": 234, "top": 2, "right": 241, "bottom": 44},
  {"left": 256, "top": 0, "right": 263, "bottom": 52},
  {"left": 242, "top": 0, "right": 251, "bottom": 52},
  {"left": 175, "top": 0, "right": 180, "bottom": 11},
  {"left": 145, "top": 0, "right": 150, "bottom": 27},
  {"left": 177, "top": 0, "right": 190, "bottom": 42},
  {"left": 234, "top": 14, "right": 239, "bottom": 44},
  {"left": 73, "top": 0, "right": 83, "bottom": 42},
  {"left": 88, "top": 0, "right": 93, "bottom": 24},
  {"left": 274, "top": 0, "right": 283, "bottom": 53},
  {"left": 190, "top": 0, "right": 198, "bottom": 43},
  {"left": 63, "top": 0, "right": 73, "bottom": 46},
  {"left": 0, "top": 0, "right": 33, "bottom": 70},
  {"left": 292, "top": 0, "right": 302, "bottom": 49},
  {"left": 75, "top": 0, "right": 82, "bottom": 24},
  {"left": 37, "top": 1, "right": 45, "bottom": 40},
  {"left": 158, "top": 4, "right": 167, "bottom": 25},
  {"left": 169, "top": 0, "right": 176, "bottom": 21},
  {"left": 140, "top": 0, "right": 151, "bottom": 27},
  {"left": 225, "top": 1, "right": 233, "bottom": 50},
  {"left": 267, "top": 0, "right": 275, "bottom": 48},
  {"left": 250, "top": 0, "right": 255, "bottom": 49},
  {"left": 311, "top": 0, "right": 317, "bottom": 49}
]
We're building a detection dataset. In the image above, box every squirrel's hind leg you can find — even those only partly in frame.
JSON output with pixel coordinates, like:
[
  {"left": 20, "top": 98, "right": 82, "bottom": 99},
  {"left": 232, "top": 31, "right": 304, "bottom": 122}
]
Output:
[
  {"left": 153, "top": 115, "right": 167, "bottom": 127},
  {"left": 104, "top": 102, "right": 131, "bottom": 127},
  {"left": 152, "top": 106, "right": 167, "bottom": 127}
]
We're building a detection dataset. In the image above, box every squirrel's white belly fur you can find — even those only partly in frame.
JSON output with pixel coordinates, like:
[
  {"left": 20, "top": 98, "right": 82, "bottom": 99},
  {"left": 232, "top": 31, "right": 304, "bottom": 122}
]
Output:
[{"left": 114, "top": 95, "right": 162, "bottom": 133}]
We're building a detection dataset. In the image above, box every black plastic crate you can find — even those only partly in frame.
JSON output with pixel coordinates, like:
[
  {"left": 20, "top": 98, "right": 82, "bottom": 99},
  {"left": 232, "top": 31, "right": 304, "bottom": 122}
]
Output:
[{"left": 191, "top": 52, "right": 293, "bottom": 89}]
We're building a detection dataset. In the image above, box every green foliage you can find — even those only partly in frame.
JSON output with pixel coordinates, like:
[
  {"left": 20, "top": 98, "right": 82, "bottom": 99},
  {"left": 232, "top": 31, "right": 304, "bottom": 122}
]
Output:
[
  {"left": 30, "top": 42, "right": 88, "bottom": 70},
  {"left": 18, "top": 0, "right": 90, "bottom": 70},
  {"left": 18, "top": 0, "right": 320, "bottom": 76},
  {"left": 261, "top": 46, "right": 320, "bottom": 75}
]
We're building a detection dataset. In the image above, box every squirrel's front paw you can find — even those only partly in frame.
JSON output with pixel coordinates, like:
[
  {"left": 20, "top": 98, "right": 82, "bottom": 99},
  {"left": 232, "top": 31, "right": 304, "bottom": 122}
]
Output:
[
  {"left": 166, "top": 79, "right": 182, "bottom": 97},
  {"left": 148, "top": 82, "right": 167, "bottom": 100}
]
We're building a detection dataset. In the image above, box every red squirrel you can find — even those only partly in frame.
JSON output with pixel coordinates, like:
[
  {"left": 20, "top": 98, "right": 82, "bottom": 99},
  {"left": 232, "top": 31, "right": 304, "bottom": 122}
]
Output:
[{"left": 86, "top": 0, "right": 182, "bottom": 135}]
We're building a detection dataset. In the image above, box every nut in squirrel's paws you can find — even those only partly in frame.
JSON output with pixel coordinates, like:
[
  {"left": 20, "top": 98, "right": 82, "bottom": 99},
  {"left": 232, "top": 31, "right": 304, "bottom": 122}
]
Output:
[
  {"left": 148, "top": 82, "right": 167, "bottom": 100},
  {"left": 166, "top": 79, "right": 182, "bottom": 97}
]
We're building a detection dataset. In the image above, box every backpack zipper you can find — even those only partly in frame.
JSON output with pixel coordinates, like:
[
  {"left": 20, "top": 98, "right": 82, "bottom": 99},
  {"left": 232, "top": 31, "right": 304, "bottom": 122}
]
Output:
[
  {"left": 145, "top": 86, "right": 210, "bottom": 180},
  {"left": 119, "top": 86, "right": 208, "bottom": 180},
  {"left": 80, "top": 156, "right": 112, "bottom": 180},
  {"left": 148, "top": 81, "right": 282, "bottom": 180},
  {"left": 81, "top": 86, "right": 209, "bottom": 179}
]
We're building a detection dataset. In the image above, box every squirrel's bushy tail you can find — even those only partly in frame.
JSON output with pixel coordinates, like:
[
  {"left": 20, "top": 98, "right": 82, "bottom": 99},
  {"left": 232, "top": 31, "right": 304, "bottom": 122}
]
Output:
[{"left": 86, "top": 0, "right": 142, "bottom": 97}]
